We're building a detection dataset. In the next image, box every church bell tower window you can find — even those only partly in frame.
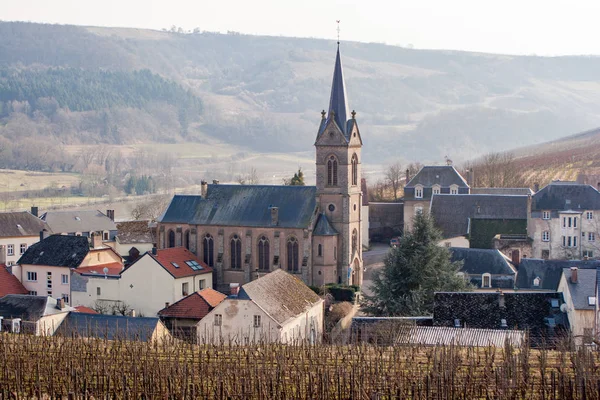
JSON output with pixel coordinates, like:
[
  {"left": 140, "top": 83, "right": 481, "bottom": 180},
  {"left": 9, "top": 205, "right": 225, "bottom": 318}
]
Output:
[{"left": 327, "top": 155, "right": 338, "bottom": 186}]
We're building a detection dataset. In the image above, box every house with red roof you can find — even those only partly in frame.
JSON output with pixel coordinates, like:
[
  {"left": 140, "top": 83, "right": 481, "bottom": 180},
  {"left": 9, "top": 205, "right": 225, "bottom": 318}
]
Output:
[
  {"left": 0, "top": 265, "right": 28, "bottom": 297},
  {"left": 158, "top": 288, "right": 226, "bottom": 340},
  {"left": 71, "top": 247, "right": 213, "bottom": 317}
]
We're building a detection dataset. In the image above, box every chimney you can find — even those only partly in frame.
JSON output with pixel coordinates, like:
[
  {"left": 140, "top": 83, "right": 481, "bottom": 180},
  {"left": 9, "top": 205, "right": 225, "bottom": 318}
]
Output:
[
  {"left": 39, "top": 229, "right": 49, "bottom": 242},
  {"left": 511, "top": 250, "right": 520, "bottom": 266},
  {"left": 230, "top": 283, "right": 240, "bottom": 296},
  {"left": 91, "top": 231, "right": 103, "bottom": 249},
  {"left": 597, "top": 182, "right": 600, "bottom": 191},
  {"left": 534, "top": 183, "right": 540, "bottom": 193},
  {"left": 570, "top": 266, "right": 578, "bottom": 284},
  {"left": 405, "top": 169, "right": 410, "bottom": 184},
  {"left": 201, "top": 180, "right": 208, "bottom": 197},
  {"left": 106, "top": 210, "right": 114, "bottom": 221},
  {"left": 212, "top": 179, "right": 219, "bottom": 185},
  {"left": 270, "top": 206, "right": 279, "bottom": 226},
  {"left": 30, "top": 206, "right": 38, "bottom": 217},
  {"left": 152, "top": 247, "right": 157, "bottom": 255},
  {"left": 165, "top": 302, "right": 170, "bottom": 308},
  {"left": 57, "top": 298, "right": 65, "bottom": 310},
  {"left": 130, "top": 309, "right": 136, "bottom": 318}
]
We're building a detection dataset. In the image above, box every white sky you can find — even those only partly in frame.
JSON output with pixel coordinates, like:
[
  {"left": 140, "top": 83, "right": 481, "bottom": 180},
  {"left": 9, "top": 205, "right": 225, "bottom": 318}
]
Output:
[{"left": 1, "top": 0, "right": 600, "bottom": 56}]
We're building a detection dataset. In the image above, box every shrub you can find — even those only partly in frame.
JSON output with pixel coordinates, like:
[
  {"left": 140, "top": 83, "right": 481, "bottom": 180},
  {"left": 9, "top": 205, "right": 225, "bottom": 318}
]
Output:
[
  {"left": 308, "top": 285, "right": 323, "bottom": 296},
  {"left": 325, "top": 284, "right": 357, "bottom": 302}
]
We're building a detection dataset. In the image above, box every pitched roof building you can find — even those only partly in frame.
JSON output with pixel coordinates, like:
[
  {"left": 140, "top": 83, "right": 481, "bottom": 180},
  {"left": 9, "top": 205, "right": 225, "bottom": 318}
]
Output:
[
  {"left": 40, "top": 210, "right": 117, "bottom": 240},
  {"left": 450, "top": 247, "right": 516, "bottom": 289},
  {"left": 0, "top": 295, "right": 73, "bottom": 336},
  {"left": 156, "top": 44, "right": 364, "bottom": 290},
  {"left": 516, "top": 258, "right": 600, "bottom": 291},
  {"left": 0, "top": 211, "right": 50, "bottom": 266},
  {"left": 0, "top": 265, "right": 28, "bottom": 297}
]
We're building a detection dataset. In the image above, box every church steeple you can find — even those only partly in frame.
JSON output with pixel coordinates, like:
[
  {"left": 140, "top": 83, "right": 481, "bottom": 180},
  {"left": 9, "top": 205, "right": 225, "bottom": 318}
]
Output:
[{"left": 327, "top": 45, "right": 350, "bottom": 136}]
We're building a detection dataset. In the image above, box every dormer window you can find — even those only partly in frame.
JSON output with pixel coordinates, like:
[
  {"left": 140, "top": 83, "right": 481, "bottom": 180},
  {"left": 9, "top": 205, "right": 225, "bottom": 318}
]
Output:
[
  {"left": 432, "top": 185, "right": 441, "bottom": 195},
  {"left": 482, "top": 273, "right": 491, "bottom": 288},
  {"left": 415, "top": 185, "right": 423, "bottom": 199},
  {"left": 450, "top": 184, "right": 459, "bottom": 195},
  {"left": 542, "top": 211, "right": 550, "bottom": 220},
  {"left": 533, "top": 277, "right": 541, "bottom": 287}
]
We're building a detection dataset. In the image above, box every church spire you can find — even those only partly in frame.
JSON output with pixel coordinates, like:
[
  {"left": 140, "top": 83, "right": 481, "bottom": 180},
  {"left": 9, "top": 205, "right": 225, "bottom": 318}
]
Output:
[{"left": 327, "top": 44, "right": 350, "bottom": 135}]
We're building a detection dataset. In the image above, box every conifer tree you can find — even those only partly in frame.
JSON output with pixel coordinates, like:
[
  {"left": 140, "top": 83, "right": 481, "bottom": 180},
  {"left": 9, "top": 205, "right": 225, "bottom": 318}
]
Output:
[{"left": 363, "top": 212, "right": 471, "bottom": 316}]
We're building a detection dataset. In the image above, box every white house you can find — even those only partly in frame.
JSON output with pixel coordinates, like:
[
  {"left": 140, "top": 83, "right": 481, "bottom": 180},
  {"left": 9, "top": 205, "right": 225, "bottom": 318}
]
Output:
[
  {"left": 197, "top": 269, "right": 323, "bottom": 344},
  {"left": 0, "top": 295, "right": 74, "bottom": 336},
  {"left": 557, "top": 267, "right": 597, "bottom": 345},
  {"left": 0, "top": 210, "right": 50, "bottom": 266}
]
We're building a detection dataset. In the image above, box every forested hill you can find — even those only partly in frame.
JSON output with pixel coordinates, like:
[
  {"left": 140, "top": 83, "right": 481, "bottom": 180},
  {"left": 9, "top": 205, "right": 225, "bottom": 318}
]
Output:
[{"left": 3, "top": 21, "right": 600, "bottom": 164}]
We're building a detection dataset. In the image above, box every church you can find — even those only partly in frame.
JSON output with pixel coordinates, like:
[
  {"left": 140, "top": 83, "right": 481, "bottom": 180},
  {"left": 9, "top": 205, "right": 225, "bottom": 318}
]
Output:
[{"left": 156, "top": 44, "right": 364, "bottom": 291}]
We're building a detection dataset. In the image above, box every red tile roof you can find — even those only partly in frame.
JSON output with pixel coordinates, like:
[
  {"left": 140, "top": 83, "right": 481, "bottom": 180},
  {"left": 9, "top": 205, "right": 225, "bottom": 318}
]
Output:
[
  {"left": 0, "top": 265, "right": 28, "bottom": 297},
  {"left": 73, "top": 306, "right": 98, "bottom": 314},
  {"left": 150, "top": 247, "right": 212, "bottom": 278},
  {"left": 158, "top": 288, "right": 226, "bottom": 319},
  {"left": 75, "top": 262, "right": 123, "bottom": 276}
]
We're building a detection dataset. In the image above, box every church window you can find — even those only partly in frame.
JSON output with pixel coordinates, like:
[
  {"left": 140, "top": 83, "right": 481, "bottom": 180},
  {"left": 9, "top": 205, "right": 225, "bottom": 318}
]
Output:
[
  {"left": 203, "top": 234, "right": 214, "bottom": 267},
  {"left": 287, "top": 237, "right": 299, "bottom": 272},
  {"left": 351, "top": 154, "right": 358, "bottom": 186},
  {"left": 184, "top": 230, "right": 190, "bottom": 250},
  {"left": 352, "top": 229, "right": 358, "bottom": 255},
  {"left": 258, "top": 236, "right": 270, "bottom": 271},
  {"left": 328, "top": 204, "right": 335, "bottom": 212},
  {"left": 318, "top": 244, "right": 322, "bottom": 257},
  {"left": 167, "top": 230, "right": 175, "bottom": 248},
  {"left": 230, "top": 235, "right": 242, "bottom": 269},
  {"left": 327, "top": 155, "right": 338, "bottom": 186}
]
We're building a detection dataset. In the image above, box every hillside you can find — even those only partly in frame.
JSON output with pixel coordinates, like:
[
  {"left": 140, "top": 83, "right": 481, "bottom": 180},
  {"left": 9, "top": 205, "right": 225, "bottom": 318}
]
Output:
[{"left": 3, "top": 21, "right": 600, "bottom": 165}]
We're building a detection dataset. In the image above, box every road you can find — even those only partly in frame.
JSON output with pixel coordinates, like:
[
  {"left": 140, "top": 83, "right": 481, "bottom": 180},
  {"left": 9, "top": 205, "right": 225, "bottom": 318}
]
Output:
[{"left": 361, "top": 243, "right": 390, "bottom": 298}]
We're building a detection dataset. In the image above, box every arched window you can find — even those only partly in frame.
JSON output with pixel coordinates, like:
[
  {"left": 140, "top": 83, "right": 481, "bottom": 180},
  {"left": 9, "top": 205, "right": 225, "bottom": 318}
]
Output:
[
  {"left": 287, "top": 237, "right": 299, "bottom": 272},
  {"left": 230, "top": 235, "right": 242, "bottom": 269},
  {"left": 327, "top": 155, "right": 338, "bottom": 186},
  {"left": 258, "top": 236, "right": 270, "bottom": 271},
  {"left": 184, "top": 230, "right": 190, "bottom": 250},
  {"left": 352, "top": 229, "right": 358, "bottom": 255},
  {"left": 167, "top": 230, "right": 175, "bottom": 248},
  {"left": 351, "top": 154, "right": 358, "bottom": 186},
  {"left": 318, "top": 244, "right": 323, "bottom": 257},
  {"left": 203, "top": 234, "right": 214, "bottom": 267}
]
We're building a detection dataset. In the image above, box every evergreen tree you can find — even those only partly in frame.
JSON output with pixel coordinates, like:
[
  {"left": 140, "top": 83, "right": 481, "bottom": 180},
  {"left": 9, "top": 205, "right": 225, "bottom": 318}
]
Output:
[
  {"left": 362, "top": 212, "right": 471, "bottom": 316},
  {"left": 289, "top": 168, "right": 305, "bottom": 186}
]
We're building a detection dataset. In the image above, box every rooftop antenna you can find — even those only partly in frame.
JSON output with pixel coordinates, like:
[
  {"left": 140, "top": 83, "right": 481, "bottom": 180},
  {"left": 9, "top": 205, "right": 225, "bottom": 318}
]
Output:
[{"left": 336, "top": 20, "right": 341, "bottom": 45}]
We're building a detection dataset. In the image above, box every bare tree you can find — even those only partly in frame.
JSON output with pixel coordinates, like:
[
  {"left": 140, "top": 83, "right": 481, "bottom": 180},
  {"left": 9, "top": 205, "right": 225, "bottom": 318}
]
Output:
[
  {"left": 385, "top": 162, "right": 403, "bottom": 200},
  {"left": 130, "top": 195, "right": 171, "bottom": 221},
  {"left": 467, "top": 152, "right": 525, "bottom": 188}
]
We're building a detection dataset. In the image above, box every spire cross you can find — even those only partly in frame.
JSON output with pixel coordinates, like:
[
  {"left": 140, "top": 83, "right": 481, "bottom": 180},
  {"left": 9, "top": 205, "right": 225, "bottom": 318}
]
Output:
[{"left": 336, "top": 20, "right": 340, "bottom": 44}]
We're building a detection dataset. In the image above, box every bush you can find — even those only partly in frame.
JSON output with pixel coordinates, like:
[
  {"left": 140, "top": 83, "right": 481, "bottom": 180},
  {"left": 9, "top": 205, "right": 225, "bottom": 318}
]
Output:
[
  {"left": 325, "top": 284, "right": 357, "bottom": 302},
  {"left": 308, "top": 286, "right": 323, "bottom": 296}
]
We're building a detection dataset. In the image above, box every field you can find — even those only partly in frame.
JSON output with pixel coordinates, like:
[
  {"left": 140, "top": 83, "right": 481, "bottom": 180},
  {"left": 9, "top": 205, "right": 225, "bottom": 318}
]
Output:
[{"left": 0, "top": 334, "right": 599, "bottom": 399}]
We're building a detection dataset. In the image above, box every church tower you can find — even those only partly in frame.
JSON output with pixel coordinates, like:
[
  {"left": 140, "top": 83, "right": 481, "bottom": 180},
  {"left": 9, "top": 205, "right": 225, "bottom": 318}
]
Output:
[{"left": 314, "top": 44, "right": 363, "bottom": 286}]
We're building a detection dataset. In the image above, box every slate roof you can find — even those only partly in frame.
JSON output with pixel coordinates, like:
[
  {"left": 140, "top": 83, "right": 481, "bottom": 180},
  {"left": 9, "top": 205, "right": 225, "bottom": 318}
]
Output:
[
  {"left": 56, "top": 313, "right": 163, "bottom": 341},
  {"left": 40, "top": 210, "right": 116, "bottom": 234},
  {"left": 430, "top": 194, "right": 529, "bottom": 239},
  {"left": 562, "top": 268, "right": 597, "bottom": 310},
  {"left": 471, "top": 188, "right": 534, "bottom": 196},
  {"left": 116, "top": 220, "right": 155, "bottom": 244},
  {"left": 406, "top": 166, "right": 468, "bottom": 188},
  {"left": 0, "top": 211, "right": 50, "bottom": 238},
  {"left": 0, "top": 266, "right": 28, "bottom": 297},
  {"left": 18, "top": 235, "right": 90, "bottom": 268},
  {"left": 158, "top": 185, "right": 317, "bottom": 229},
  {"left": 313, "top": 213, "right": 338, "bottom": 236},
  {"left": 450, "top": 248, "right": 516, "bottom": 276},
  {"left": 237, "top": 269, "right": 322, "bottom": 326},
  {"left": 532, "top": 182, "right": 600, "bottom": 211},
  {"left": 326, "top": 45, "right": 350, "bottom": 138},
  {"left": 516, "top": 259, "right": 600, "bottom": 291},
  {"left": 158, "top": 288, "right": 226, "bottom": 320},
  {"left": 0, "top": 295, "right": 69, "bottom": 321},
  {"left": 148, "top": 247, "right": 212, "bottom": 279}
]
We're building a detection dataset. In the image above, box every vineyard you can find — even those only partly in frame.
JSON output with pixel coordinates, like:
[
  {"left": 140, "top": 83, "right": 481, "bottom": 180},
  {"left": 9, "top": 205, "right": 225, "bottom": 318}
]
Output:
[{"left": 0, "top": 334, "right": 599, "bottom": 399}]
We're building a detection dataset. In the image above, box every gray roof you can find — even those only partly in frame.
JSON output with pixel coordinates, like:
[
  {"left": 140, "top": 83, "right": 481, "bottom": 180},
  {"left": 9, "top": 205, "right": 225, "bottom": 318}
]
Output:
[
  {"left": 516, "top": 259, "right": 600, "bottom": 291},
  {"left": 0, "top": 211, "right": 49, "bottom": 238},
  {"left": 326, "top": 45, "right": 350, "bottom": 139},
  {"left": 159, "top": 185, "right": 317, "bottom": 229},
  {"left": 394, "top": 326, "right": 525, "bottom": 347},
  {"left": 471, "top": 187, "right": 534, "bottom": 196},
  {"left": 18, "top": 235, "right": 90, "bottom": 268},
  {"left": 56, "top": 313, "right": 162, "bottom": 341},
  {"left": 406, "top": 166, "right": 468, "bottom": 188},
  {"left": 313, "top": 213, "right": 338, "bottom": 236},
  {"left": 532, "top": 182, "right": 600, "bottom": 211},
  {"left": 0, "top": 295, "right": 70, "bottom": 321},
  {"left": 237, "top": 269, "right": 322, "bottom": 326},
  {"left": 562, "top": 268, "right": 597, "bottom": 310},
  {"left": 116, "top": 220, "right": 155, "bottom": 244},
  {"left": 450, "top": 248, "right": 516, "bottom": 276},
  {"left": 40, "top": 210, "right": 116, "bottom": 234},
  {"left": 430, "top": 194, "right": 529, "bottom": 239}
]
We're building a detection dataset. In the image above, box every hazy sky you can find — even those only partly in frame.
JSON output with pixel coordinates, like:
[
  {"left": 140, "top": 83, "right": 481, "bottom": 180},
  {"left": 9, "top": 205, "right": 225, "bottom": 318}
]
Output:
[{"left": 2, "top": 0, "right": 600, "bottom": 56}]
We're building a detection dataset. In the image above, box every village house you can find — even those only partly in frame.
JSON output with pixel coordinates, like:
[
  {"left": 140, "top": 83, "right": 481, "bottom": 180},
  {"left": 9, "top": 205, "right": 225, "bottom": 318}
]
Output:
[
  {"left": 156, "top": 44, "right": 364, "bottom": 290},
  {"left": 0, "top": 209, "right": 50, "bottom": 266},
  {"left": 0, "top": 294, "right": 73, "bottom": 336},
  {"left": 16, "top": 233, "right": 123, "bottom": 304},
  {"left": 450, "top": 247, "right": 517, "bottom": 289},
  {"left": 528, "top": 181, "right": 600, "bottom": 260},
  {"left": 158, "top": 287, "right": 226, "bottom": 340},
  {"left": 557, "top": 267, "right": 597, "bottom": 345},
  {"left": 40, "top": 209, "right": 117, "bottom": 241},
  {"left": 115, "top": 220, "right": 156, "bottom": 263},
  {"left": 0, "top": 265, "right": 28, "bottom": 297},
  {"left": 71, "top": 247, "right": 213, "bottom": 317},
  {"left": 197, "top": 269, "right": 323, "bottom": 344}
]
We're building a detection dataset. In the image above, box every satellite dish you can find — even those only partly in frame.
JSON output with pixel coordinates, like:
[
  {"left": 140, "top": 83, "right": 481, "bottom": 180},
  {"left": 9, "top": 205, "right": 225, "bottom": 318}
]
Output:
[
  {"left": 103, "top": 267, "right": 109, "bottom": 279},
  {"left": 560, "top": 303, "right": 568, "bottom": 313}
]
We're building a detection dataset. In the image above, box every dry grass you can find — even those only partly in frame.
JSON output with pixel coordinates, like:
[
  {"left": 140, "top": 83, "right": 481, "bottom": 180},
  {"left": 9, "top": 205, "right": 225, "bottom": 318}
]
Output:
[{"left": 0, "top": 333, "right": 599, "bottom": 398}]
